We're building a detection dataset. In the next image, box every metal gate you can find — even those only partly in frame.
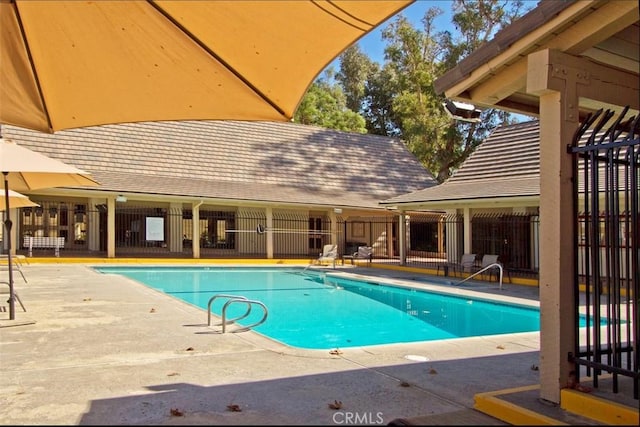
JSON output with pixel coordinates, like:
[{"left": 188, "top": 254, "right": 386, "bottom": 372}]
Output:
[{"left": 570, "top": 107, "right": 639, "bottom": 399}]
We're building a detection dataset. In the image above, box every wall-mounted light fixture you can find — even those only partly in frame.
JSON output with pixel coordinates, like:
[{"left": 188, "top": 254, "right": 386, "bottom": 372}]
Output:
[
  {"left": 443, "top": 99, "right": 482, "bottom": 123},
  {"left": 115, "top": 194, "right": 127, "bottom": 203},
  {"left": 333, "top": 208, "right": 343, "bottom": 214}
]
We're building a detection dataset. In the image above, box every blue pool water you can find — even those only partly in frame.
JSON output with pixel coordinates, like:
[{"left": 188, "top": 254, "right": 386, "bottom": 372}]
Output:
[{"left": 94, "top": 266, "right": 547, "bottom": 349}]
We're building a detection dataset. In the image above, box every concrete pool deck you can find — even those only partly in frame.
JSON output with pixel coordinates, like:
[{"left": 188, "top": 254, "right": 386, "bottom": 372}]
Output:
[{"left": 0, "top": 261, "right": 637, "bottom": 425}]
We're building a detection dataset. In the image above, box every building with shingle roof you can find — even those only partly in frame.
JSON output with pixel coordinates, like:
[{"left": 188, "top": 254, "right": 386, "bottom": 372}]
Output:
[
  {"left": 380, "top": 120, "right": 541, "bottom": 273},
  {"left": 381, "top": 120, "right": 540, "bottom": 208},
  {"left": 1, "top": 120, "right": 437, "bottom": 259}
]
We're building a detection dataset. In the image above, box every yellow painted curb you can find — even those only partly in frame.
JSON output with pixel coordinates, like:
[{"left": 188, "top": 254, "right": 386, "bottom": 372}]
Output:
[
  {"left": 474, "top": 385, "right": 568, "bottom": 425},
  {"left": 475, "top": 384, "right": 639, "bottom": 426},
  {"left": 561, "top": 388, "right": 639, "bottom": 425}
]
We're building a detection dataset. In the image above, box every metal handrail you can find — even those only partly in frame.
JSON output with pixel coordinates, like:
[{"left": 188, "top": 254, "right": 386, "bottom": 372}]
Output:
[
  {"left": 221, "top": 298, "right": 268, "bottom": 333},
  {"left": 451, "top": 263, "right": 504, "bottom": 290},
  {"left": 207, "top": 294, "right": 248, "bottom": 326}
]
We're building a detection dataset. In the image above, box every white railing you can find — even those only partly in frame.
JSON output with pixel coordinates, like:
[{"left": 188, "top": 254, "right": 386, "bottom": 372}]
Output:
[{"left": 451, "top": 263, "right": 504, "bottom": 290}]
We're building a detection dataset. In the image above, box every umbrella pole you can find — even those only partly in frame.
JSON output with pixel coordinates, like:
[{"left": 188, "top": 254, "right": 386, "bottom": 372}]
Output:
[{"left": 3, "top": 172, "right": 15, "bottom": 320}]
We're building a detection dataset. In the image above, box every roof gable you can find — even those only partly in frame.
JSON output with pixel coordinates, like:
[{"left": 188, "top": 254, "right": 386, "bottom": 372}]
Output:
[
  {"left": 382, "top": 120, "right": 541, "bottom": 206},
  {"left": 448, "top": 120, "right": 539, "bottom": 183}
]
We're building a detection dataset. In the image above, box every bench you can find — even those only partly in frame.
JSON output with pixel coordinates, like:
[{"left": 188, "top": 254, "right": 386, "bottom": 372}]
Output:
[{"left": 23, "top": 236, "right": 65, "bottom": 257}]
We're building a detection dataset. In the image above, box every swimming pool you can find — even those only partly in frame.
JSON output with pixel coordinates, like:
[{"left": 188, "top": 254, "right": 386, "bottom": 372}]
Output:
[{"left": 95, "top": 266, "right": 546, "bottom": 350}]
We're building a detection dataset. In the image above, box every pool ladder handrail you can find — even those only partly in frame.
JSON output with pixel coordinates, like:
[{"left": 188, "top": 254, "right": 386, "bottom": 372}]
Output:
[
  {"left": 452, "top": 263, "right": 504, "bottom": 290},
  {"left": 207, "top": 294, "right": 268, "bottom": 333}
]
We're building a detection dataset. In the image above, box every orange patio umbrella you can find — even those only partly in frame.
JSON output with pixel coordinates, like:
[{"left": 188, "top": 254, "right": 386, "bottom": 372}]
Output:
[
  {"left": 0, "top": 189, "right": 38, "bottom": 211},
  {"left": 0, "top": 0, "right": 414, "bottom": 133}
]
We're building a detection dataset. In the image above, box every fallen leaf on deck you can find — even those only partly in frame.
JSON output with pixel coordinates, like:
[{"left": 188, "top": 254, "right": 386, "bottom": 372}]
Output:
[
  {"left": 399, "top": 381, "right": 411, "bottom": 387},
  {"left": 227, "top": 404, "right": 242, "bottom": 412},
  {"left": 150, "top": 308, "right": 156, "bottom": 313},
  {"left": 429, "top": 368, "right": 438, "bottom": 375},
  {"left": 167, "top": 372, "right": 180, "bottom": 377},
  {"left": 185, "top": 347, "right": 194, "bottom": 351},
  {"left": 170, "top": 408, "right": 184, "bottom": 417},
  {"left": 328, "top": 400, "right": 343, "bottom": 410},
  {"left": 329, "top": 349, "right": 343, "bottom": 355},
  {"left": 496, "top": 344, "right": 505, "bottom": 349}
]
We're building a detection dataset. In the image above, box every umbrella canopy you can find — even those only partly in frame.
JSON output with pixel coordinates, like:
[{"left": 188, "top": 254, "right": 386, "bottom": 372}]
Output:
[
  {"left": 0, "top": 189, "right": 38, "bottom": 211},
  {"left": 0, "top": 136, "right": 99, "bottom": 320},
  {"left": 0, "top": 0, "right": 414, "bottom": 133},
  {"left": 0, "top": 138, "right": 100, "bottom": 190}
]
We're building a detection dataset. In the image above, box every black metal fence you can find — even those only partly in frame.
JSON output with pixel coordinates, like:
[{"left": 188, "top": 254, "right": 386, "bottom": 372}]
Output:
[
  {"left": 570, "top": 108, "right": 639, "bottom": 399},
  {"left": 11, "top": 202, "right": 541, "bottom": 276},
  {"left": 472, "top": 212, "right": 540, "bottom": 274},
  {"left": 405, "top": 212, "right": 539, "bottom": 276},
  {"left": 14, "top": 204, "right": 398, "bottom": 260}
]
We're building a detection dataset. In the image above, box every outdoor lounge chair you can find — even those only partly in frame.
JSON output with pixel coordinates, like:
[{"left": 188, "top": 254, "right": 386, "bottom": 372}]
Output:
[
  {"left": 342, "top": 245, "right": 373, "bottom": 266},
  {"left": 312, "top": 244, "right": 338, "bottom": 269}
]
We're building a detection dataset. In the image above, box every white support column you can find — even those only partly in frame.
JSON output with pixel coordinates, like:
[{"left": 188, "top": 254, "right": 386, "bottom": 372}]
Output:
[
  {"left": 192, "top": 201, "right": 202, "bottom": 259},
  {"left": 107, "top": 197, "right": 115, "bottom": 258},
  {"left": 328, "top": 209, "right": 337, "bottom": 242},
  {"left": 437, "top": 216, "right": 445, "bottom": 255},
  {"left": 398, "top": 212, "right": 406, "bottom": 264},
  {"left": 463, "top": 207, "right": 472, "bottom": 254},
  {"left": 87, "top": 198, "right": 102, "bottom": 252},
  {"left": 266, "top": 207, "right": 273, "bottom": 259},
  {"left": 383, "top": 218, "right": 391, "bottom": 259},
  {"left": 444, "top": 209, "right": 458, "bottom": 263}
]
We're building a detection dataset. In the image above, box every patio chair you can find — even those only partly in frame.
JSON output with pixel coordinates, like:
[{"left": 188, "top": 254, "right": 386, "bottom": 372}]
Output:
[
  {"left": 438, "top": 253, "right": 476, "bottom": 276},
  {"left": 342, "top": 245, "right": 373, "bottom": 266},
  {"left": 312, "top": 244, "right": 338, "bottom": 269},
  {"left": 472, "top": 254, "right": 502, "bottom": 281}
]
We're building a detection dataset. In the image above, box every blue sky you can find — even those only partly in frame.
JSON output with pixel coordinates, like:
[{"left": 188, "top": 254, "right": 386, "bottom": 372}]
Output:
[{"left": 357, "top": 0, "right": 454, "bottom": 64}]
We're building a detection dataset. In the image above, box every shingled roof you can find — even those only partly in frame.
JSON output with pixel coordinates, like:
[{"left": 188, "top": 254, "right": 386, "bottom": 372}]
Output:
[
  {"left": 381, "top": 120, "right": 540, "bottom": 207},
  {"left": 2, "top": 120, "right": 437, "bottom": 210}
]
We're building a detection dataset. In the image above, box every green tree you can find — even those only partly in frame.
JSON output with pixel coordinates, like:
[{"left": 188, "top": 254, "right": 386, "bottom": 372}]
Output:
[
  {"left": 294, "top": 68, "right": 367, "bottom": 133},
  {"left": 335, "top": 45, "right": 375, "bottom": 113},
  {"left": 296, "top": 0, "right": 529, "bottom": 181},
  {"left": 363, "top": 64, "right": 401, "bottom": 136},
  {"left": 380, "top": 9, "right": 455, "bottom": 181},
  {"left": 377, "top": 0, "right": 527, "bottom": 182}
]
